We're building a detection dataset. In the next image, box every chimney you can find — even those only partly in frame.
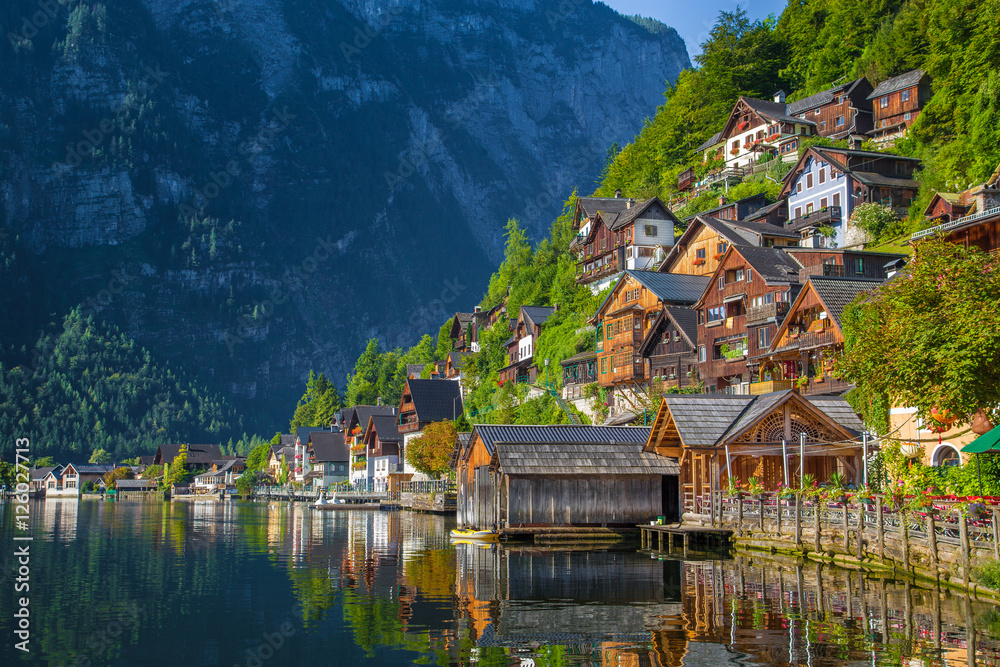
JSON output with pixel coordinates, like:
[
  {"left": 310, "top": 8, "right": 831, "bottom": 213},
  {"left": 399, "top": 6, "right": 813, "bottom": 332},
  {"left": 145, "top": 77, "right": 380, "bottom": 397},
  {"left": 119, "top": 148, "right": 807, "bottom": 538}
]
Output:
[
  {"left": 627, "top": 198, "right": 634, "bottom": 209},
  {"left": 474, "top": 305, "right": 481, "bottom": 313},
  {"left": 773, "top": 90, "right": 786, "bottom": 104},
  {"left": 614, "top": 189, "right": 622, "bottom": 198},
  {"left": 718, "top": 195, "right": 726, "bottom": 207}
]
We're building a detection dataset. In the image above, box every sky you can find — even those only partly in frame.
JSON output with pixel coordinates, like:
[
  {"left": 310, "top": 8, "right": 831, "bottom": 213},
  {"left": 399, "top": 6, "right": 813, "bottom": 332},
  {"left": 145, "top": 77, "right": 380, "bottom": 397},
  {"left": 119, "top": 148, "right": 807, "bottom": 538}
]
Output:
[{"left": 602, "top": 0, "right": 788, "bottom": 57}]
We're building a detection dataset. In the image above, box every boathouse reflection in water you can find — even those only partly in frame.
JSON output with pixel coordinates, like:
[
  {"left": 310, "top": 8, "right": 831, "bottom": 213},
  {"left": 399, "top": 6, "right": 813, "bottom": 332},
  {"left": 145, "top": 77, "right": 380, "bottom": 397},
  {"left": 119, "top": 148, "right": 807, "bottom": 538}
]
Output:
[{"left": 454, "top": 542, "right": 1000, "bottom": 666}]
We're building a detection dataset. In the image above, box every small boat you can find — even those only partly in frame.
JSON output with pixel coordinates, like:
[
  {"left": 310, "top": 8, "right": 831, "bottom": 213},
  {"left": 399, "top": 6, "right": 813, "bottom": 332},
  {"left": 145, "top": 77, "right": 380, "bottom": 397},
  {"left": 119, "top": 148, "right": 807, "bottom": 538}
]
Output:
[
  {"left": 450, "top": 528, "right": 499, "bottom": 542},
  {"left": 313, "top": 492, "right": 335, "bottom": 507}
]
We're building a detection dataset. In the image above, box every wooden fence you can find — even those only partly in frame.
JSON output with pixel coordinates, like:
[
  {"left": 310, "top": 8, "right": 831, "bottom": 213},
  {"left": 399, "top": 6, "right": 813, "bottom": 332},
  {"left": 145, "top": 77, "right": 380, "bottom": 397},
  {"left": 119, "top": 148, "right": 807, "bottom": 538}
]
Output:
[{"left": 708, "top": 492, "right": 1000, "bottom": 588}]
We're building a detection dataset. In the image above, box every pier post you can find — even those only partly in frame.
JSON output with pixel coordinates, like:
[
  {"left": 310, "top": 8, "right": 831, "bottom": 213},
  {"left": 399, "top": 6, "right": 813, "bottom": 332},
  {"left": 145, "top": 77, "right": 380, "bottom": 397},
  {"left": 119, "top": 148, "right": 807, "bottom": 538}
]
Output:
[
  {"left": 902, "top": 514, "right": 910, "bottom": 573},
  {"left": 857, "top": 499, "right": 865, "bottom": 561},
  {"left": 737, "top": 495, "right": 744, "bottom": 536},
  {"left": 683, "top": 532, "right": 689, "bottom": 559},
  {"left": 658, "top": 531, "right": 664, "bottom": 553},
  {"left": 814, "top": 499, "right": 821, "bottom": 553},
  {"left": 815, "top": 563, "right": 825, "bottom": 614},
  {"left": 876, "top": 498, "right": 885, "bottom": 562},
  {"left": 641, "top": 528, "right": 646, "bottom": 549},
  {"left": 993, "top": 508, "right": 1000, "bottom": 561},
  {"left": 960, "top": 514, "right": 971, "bottom": 587},
  {"left": 759, "top": 497, "right": 764, "bottom": 534},
  {"left": 842, "top": 502, "right": 850, "bottom": 551},
  {"left": 927, "top": 513, "right": 939, "bottom": 579},
  {"left": 794, "top": 495, "right": 802, "bottom": 549},
  {"left": 777, "top": 496, "right": 782, "bottom": 535},
  {"left": 668, "top": 532, "right": 674, "bottom": 551}
]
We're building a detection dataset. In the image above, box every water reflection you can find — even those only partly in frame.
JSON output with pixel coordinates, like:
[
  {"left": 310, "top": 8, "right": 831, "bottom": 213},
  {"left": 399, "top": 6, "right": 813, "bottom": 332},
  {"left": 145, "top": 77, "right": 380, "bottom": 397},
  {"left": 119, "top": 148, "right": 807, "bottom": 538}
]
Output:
[{"left": 2, "top": 501, "right": 1000, "bottom": 666}]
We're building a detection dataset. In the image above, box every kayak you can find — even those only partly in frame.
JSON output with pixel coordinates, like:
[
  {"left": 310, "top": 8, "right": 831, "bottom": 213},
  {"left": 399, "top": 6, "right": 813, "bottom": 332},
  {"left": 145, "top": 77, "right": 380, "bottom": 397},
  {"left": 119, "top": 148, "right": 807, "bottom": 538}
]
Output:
[{"left": 450, "top": 528, "right": 499, "bottom": 542}]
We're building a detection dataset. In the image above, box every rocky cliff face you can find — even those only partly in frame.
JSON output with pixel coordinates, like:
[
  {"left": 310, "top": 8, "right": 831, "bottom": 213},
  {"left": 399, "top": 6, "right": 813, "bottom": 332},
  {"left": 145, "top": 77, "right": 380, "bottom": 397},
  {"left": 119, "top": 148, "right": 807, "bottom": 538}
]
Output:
[{"left": 0, "top": 0, "right": 688, "bottom": 429}]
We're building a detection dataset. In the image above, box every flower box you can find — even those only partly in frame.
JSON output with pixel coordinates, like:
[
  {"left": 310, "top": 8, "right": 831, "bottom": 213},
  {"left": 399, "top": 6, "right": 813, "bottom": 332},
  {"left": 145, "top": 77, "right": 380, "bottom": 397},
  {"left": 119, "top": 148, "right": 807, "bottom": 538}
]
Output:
[{"left": 693, "top": 258, "right": 705, "bottom": 265}]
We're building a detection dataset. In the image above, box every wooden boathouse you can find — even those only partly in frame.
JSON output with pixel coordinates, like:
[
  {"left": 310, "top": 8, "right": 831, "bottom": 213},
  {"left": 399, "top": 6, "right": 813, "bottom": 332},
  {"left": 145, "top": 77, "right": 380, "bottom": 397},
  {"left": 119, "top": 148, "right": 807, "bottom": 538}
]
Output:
[
  {"left": 456, "top": 425, "right": 679, "bottom": 536},
  {"left": 644, "top": 389, "right": 866, "bottom": 515}
]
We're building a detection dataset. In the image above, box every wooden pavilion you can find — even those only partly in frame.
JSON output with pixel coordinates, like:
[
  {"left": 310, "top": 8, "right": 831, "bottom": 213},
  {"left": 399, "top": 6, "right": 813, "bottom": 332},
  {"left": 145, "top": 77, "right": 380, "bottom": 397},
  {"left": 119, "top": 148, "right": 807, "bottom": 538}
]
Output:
[{"left": 644, "top": 390, "right": 866, "bottom": 513}]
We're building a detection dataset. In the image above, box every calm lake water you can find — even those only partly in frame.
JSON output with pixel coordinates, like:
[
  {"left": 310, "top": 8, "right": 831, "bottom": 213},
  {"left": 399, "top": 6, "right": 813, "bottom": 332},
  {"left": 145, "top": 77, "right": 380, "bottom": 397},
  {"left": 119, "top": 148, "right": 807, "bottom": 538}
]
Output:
[{"left": 2, "top": 499, "right": 1000, "bottom": 666}]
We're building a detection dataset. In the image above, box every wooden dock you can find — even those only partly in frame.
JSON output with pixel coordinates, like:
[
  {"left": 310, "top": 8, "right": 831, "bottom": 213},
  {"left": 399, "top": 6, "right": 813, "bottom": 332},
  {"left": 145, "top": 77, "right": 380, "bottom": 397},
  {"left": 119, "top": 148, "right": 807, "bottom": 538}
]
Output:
[{"left": 638, "top": 523, "right": 732, "bottom": 557}]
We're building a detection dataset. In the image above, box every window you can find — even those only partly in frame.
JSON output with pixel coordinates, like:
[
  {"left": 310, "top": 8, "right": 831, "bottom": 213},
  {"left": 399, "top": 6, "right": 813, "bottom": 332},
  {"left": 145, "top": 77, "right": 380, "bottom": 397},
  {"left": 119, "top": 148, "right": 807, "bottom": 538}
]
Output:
[
  {"left": 881, "top": 96, "right": 889, "bottom": 108},
  {"left": 673, "top": 330, "right": 680, "bottom": 341},
  {"left": 735, "top": 269, "right": 744, "bottom": 282},
  {"left": 696, "top": 248, "right": 706, "bottom": 259},
  {"left": 819, "top": 121, "right": 826, "bottom": 132},
  {"left": 731, "top": 140, "right": 739, "bottom": 152},
  {"left": 806, "top": 203, "right": 814, "bottom": 214},
  {"left": 796, "top": 183, "right": 803, "bottom": 194},
  {"left": 699, "top": 345, "right": 706, "bottom": 362},
  {"left": 856, "top": 257, "right": 865, "bottom": 274},
  {"left": 698, "top": 309, "right": 704, "bottom": 324},
  {"left": 819, "top": 168, "right": 826, "bottom": 184},
  {"left": 833, "top": 193, "right": 841, "bottom": 207},
  {"left": 820, "top": 197, "right": 828, "bottom": 208},
  {"left": 707, "top": 305, "right": 726, "bottom": 323},
  {"left": 757, "top": 327, "right": 770, "bottom": 348},
  {"left": 904, "top": 112, "right": 911, "bottom": 121},
  {"left": 717, "top": 242, "right": 728, "bottom": 255},
  {"left": 717, "top": 277, "right": 724, "bottom": 291},
  {"left": 746, "top": 269, "right": 753, "bottom": 282},
  {"left": 901, "top": 89, "right": 910, "bottom": 102},
  {"left": 807, "top": 173, "right": 814, "bottom": 188},
  {"left": 836, "top": 116, "right": 845, "bottom": 127},
  {"left": 794, "top": 206, "right": 802, "bottom": 218},
  {"left": 645, "top": 224, "right": 657, "bottom": 236},
  {"left": 814, "top": 108, "right": 821, "bottom": 116},
  {"left": 601, "top": 358, "right": 607, "bottom": 374}
]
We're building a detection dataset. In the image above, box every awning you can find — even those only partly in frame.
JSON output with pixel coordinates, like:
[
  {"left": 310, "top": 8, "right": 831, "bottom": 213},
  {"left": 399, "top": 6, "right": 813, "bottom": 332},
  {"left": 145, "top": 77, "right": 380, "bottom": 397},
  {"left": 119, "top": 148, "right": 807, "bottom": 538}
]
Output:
[
  {"left": 723, "top": 293, "right": 746, "bottom": 303},
  {"left": 962, "top": 424, "right": 1000, "bottom": 453}
]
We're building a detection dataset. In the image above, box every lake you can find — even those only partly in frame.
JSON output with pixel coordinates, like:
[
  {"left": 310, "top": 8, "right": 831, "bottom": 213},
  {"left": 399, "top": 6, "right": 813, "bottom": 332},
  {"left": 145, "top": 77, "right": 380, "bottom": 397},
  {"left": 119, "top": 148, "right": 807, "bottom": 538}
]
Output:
[{"left": 2, "top": 499, "right": 999, "bottom": 666}]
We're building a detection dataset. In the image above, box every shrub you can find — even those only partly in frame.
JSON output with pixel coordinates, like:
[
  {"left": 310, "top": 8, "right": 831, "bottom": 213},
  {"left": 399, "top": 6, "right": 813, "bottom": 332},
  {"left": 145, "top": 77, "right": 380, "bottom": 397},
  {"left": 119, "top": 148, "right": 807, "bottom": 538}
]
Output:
[{"left": 975, "top": 560, "right": 1000, "bottom": 589}]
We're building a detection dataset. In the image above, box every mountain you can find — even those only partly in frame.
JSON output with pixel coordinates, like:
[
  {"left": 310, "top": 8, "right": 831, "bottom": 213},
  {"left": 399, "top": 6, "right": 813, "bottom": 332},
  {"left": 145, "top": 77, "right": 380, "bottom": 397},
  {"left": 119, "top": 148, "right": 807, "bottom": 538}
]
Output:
[{"left": 0, "top": 0, "right": 689, "bottom": 433}]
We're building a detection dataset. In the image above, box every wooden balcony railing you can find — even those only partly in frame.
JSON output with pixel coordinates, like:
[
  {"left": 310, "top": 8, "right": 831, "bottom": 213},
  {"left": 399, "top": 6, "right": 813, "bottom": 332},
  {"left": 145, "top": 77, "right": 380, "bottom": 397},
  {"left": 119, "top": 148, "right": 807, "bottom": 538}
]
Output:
[
  {"left": 748, "top": 379, "right": 795, "bottom": 395},
  {"left": 786, "top": 206, "right": 842, "bottom": 229},
  {"left": 746, "top": 301, "right": 790, "bottom": 324}
]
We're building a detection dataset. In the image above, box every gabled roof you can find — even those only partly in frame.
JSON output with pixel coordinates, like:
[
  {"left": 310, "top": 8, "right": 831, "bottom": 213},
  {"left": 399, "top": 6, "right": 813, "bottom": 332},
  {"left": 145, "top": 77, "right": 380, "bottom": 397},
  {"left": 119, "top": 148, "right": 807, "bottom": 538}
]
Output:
[
  {"left": 560, "top": 349, "right": 597, "bottom": 366},
  {"left": 494, "top": 440, "right": 678, "bottom": 476},
  {"left": 310, "top": 431, "right": 349, "bottom": 462},
  {"left": 607, "top": 197, "right": 677, "bottom": 231},
  {"left": 868, "top": 69, "right": 925, "bottom": 99},
  {"left": 658, "top": 215, "right": 761, "bottom": 274},
  {"left": 521, "top": 305, "right": 556, "bottom": 329},
  {"left": 405, "top": 378, "right": 463, "bottom": 423},
  {"left": 155, "top": 444, "right": 223, "bottom": 466},
  {"left": 769, "top": 276, "right": 884, "bottom": 352},
  {"left": 658, "top": 391, "right": 863, "bottom": 449},
  {"left": 637, "top": 307, "right": 699, "bottom": 358},
  {"left": 695, "top": 131, "right": 723, "bottom": 153},
  {"left": 35, "top": 465, "right": 64, "bottom": 480},
  {"left": 448, "top": 350, "right": 471, "bottom": 370},
  {"left": 721, "top": 97, "right": 815, "bottom": 139},
  {"left": 852, "top": 171, "right": 919, "bottom": 189},
  {"left": 735, "top": 246, "right": 802, "bottom": 282},
  {"left": 67, "top": 463, "right": 116, "bottom": 475},
  {"left": 788, "top": 77, "right": 870, "bottom": 115},
  {"left": 625, "top": 269, "right": 711, "bottom": 304},
  {"left": 296, "top": 426, "right": 330, "bottom": 445},
  {"left": 779, "top": 146, "right": 921, "bottom": 198},
  {"left": 346, "top": 406, "right": 396, "bottom": 433},
  {"left": 471, "top": 424, "right": 651, "bottom": 457},
  {"left": 578, "top": 197, "right": 633, "bottom": 221},
  {"left": 449, "top": 312, "right": 475, "bottom": 338},
  {"left": 450, "top": 431, "right": 473, "bottom": 469},
  {"left": 740, "top": 201, "right": 792, "bottom": 229},
  {"left": 690, "top": 193, "right": 768, "bottom": 222},
  {"left": 368, "top": 414, "right": 402, "bottom": 443}
]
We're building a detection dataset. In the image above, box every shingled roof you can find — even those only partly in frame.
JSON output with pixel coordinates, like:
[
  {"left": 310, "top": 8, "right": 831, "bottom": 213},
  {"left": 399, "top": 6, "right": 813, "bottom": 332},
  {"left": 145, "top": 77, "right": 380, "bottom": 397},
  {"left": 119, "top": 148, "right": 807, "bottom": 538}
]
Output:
[
  {"left": 494, "top": 441, "right": 678, "bottom": 476},
  {"left": 155, "top": 444, "right": 223, "bottom": 466},
  {"left": 868, "top": 69, "right": 925, "bottom": 99},
  {"left": 578, "top": 197, "right": 632, "bottom": 221},
  {"left": 731, "top": 247, "right": 801, "bottom": 283},
  {"left": 624, "top": 269, "right": 711, "bottom": 304},
  {"left": 473, "top": 424, "right": 651, "bottom": 457},
  {"left": 310, "top": 431, "right": 349, "bottom": 462},
  {"left": 521, "top": 305, "right": 556, "bottom": 329},
  {"left": 406, "top": 378, "right": 464, "bottom": 423},
  {"left": 743, "top": 97, "right": 816, "bottom": 126},
  {"left": 788, "top": 77, "right": 869, "bottom": 115},
  {"left": 345, "top": 405, "right": 396, "bottom": 433},
  {"left": 808, "top": 276, "right": 883, "bottom": 328},
  {"left": 664, "top": 306, "right": 699, "bottom": 346},
  {"left": 695, "top": 131, "right": 723, "bottom": 152},
  {"left": 368, "top": 414, "right": 402, "bottom": 443}
]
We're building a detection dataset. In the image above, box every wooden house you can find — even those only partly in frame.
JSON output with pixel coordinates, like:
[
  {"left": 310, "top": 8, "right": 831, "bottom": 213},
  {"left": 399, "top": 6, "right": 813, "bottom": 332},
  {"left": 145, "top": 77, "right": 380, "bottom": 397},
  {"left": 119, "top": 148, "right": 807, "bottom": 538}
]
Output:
[
  {"left": 308, "top": 431, "right": 349, "bottom": 487},
  {"left": 153, "top": 444, "right": 223, "bottom": 469},
  {"left": 469, "top": 300, "right": 507, "bottom": 353},
  {"left": 61, "top": 463, "right": 116, "bottom": 492},
  {"left": 574, "top": 197, "right": 679, "bottom": 290},
  {"left": 761, "top": 276, "right": 884, "bottom": 396},
  {"left": 560, "top": 350, "right": 597, "bottom": 400},
  {"left": 644, "top": 391, "right": 866, "bottom": 512},
  {"left": 444, "top": 350, "right": 470, "bottom": 381},
  {"left": 689, "top": 193, "right": 770, "bottom": 224},
  {"left": 677, "top": 167, "right": 696, "bottom": 192},
  {"left": 638, "top": 307, "right": 700, "bottom": 392},
  {"left": 913, "top": 166, "right": 1000, "bottom": 252},
  {"left": 593, "top": 270, "right": 710, "bottom": 410},
  {"left": 398, "top": 378, "right": 464, "bottom": 432},
  {"left": 448, "top": 312, "right": 475, "bottom": 351},
  {"left": 194, "top": 458, "right": 245, "bottom": 492},
  {"left": 782, "top": 248, "right": 906, "bottom": 281},
  {"left": 456, "top": 424, "right": 676, "bottom": 533},
  {"left": 787, "top": 77, "right": 874, "bottom": 139},
  {"left": 693, "top": 246, "right": 801, "bottom": 394},
  {"left": 659, "top": 215, "right": 799, "bottom": 277},
  {"left": 572, "top": 194, "right": 634, "bottom": 232},
  {"left": 781, "top": 146, "right": 921, "bottom": 248},
  {"left": 712, "top": 93, "right": 817, "bottom": 169},
  {"left": 867, "top": 69, "right": 932, "bottom": 145},
  {"left": 363, "top": 413, "right": 403, "bottom": 488},
  {"left": 498, "top": 306, "right": 555, "bottom": 385},
  {"left": 267, "top": 446, "right": 294, "bottom": 479}
]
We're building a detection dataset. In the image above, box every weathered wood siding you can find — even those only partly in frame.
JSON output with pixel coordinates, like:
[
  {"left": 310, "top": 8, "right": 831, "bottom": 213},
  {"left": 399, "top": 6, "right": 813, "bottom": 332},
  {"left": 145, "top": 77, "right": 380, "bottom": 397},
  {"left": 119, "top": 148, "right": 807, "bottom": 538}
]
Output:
[
  {"left": 504, "top": 475, "right": 662, "bottom": 527},
  {"left": 664, "top": 223, "right": 730, "bottom": 277}
]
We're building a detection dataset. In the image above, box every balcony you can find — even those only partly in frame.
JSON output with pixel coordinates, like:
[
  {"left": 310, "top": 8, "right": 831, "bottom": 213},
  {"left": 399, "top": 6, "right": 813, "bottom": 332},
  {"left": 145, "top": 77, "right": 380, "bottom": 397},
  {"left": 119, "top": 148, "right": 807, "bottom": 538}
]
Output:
[
  {"left": 746, "top": 301, "right": 790, "bottom": 325},
  {"left": 799, "top": 375, "right": 852, "bottom": 396},
  {"left": 786, "top": 206, "right": 842, "bottom": 229},
  {"left": 748, "top": 379, "right": 795, "bottom": 395},
  {"left": 576, "top": 261, "right": 621, "bottom": 284},
  {"left": 799, "top": 263, "right": 846, "bottom": 279}
]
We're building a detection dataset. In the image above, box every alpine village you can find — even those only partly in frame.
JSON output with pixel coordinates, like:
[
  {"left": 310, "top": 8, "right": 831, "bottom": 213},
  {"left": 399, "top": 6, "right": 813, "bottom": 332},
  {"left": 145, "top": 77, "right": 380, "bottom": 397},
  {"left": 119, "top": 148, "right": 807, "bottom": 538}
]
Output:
[{"left": 15, "top": 9, "right": 1000, "bottom": 610}]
